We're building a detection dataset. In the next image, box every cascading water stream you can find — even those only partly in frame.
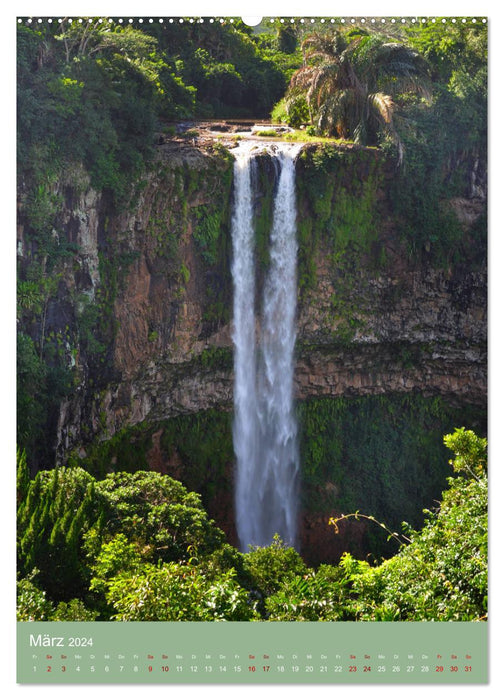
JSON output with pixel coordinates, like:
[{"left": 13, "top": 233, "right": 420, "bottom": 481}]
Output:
[
  {"left": 231, "top": 142, "right": 301, "bottom": 551},
  {"left": 231, "top": 147, "right": 259, "bottom": 550}
]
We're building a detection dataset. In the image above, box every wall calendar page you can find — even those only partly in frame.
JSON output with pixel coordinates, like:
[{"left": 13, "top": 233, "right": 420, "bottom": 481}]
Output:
[{"left": 14, "top": 6, "right": 489, "bottom": 691}]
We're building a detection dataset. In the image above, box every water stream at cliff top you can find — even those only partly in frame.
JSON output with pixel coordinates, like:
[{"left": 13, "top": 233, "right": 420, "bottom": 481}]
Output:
[{"left": 231, "top": 142, "right": 301, "bottom": 550}]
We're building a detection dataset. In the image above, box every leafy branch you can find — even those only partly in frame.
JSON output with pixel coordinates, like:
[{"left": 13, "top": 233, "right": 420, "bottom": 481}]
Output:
[{"left": 329, "top": 510, "right": 412, "bottom": 546}]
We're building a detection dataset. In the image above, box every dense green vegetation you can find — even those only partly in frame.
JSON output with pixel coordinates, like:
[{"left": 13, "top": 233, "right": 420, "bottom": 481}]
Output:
[
  {"left": 17, "top": 18, "right": 296, "bottom": 202},
  {"left": 298, "top": 395, "right": 486, "bottom": 557},
  {"left": 65, "top": 394, "right": 485, "bottom": 564},
  {"left": 275, "top": 21, "right": 487, "bottom": 261},
  {"left": 277, "top": 21, "right": 486, "bottom": 160},
  {"left": 17, "top": 429, "right": 487, "bottom": 621},
  {"left": 282, "top": 32, "right": 431, "bottom": 155}
]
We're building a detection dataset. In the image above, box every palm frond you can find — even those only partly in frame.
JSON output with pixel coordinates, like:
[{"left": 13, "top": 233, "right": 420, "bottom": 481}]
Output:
[
  {"left": 368, "top": 92, "right": 395, "bottom": 125},
  {"left": 317, "top": 89, "right": 362, "bottom": 138},
  {"left": 353, "top": 120, "right": 367, "bottom": 145},
  {"left": 302, "top": 32, "right": 340, "bottom": 61}
]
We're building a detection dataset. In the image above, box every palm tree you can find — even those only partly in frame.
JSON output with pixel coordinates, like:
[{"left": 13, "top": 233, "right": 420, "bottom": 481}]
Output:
[{"left": 288, "top": 30, "right": 431, "bottom": 161}]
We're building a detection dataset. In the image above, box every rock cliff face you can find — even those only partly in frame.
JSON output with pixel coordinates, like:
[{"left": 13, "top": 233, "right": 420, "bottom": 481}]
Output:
[
  {"left": 48, "top": 142, "right": 236, "bottom": 458},
  {"left": 17, "top": 138, "right": 487, "bottom": 563},
  {"left": 296, "top": 263, "right": 486, "bottom": 404},
  {"left": 50, "top": 142, "right": 485, "bottom": 457}
]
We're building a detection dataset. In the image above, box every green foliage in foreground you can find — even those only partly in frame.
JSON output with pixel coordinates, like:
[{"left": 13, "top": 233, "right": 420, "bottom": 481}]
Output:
[
  {"left": 90, "top": 537, "right": 253, "bottom": 621},
  {"left": 17, "top": 468, "right": 226, "bottom": 603},
  {"left": 17, "top": 429, "right": 487, "bottom": 622},
  {"left": 350, "top": 475, "right": 486, "bottom": 620}
]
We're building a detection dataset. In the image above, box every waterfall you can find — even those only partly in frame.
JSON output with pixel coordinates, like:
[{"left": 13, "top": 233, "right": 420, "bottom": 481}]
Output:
[{"left": 231, "top": 143, "right": 301, "bottom": 551}]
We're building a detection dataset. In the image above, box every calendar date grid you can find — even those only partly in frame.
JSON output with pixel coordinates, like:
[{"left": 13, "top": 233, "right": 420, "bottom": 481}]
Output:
[{"left": 28, "top": 648, "right": 477, "bottom": 678}]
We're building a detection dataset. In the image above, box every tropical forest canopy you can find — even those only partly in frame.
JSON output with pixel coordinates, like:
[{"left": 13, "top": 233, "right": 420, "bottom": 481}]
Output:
[
  {"left": 18, "top": 17, "right": 487, "bottom": 195},
  {"left": 17, "top": 428, "right": 487, "bottom": 622}
]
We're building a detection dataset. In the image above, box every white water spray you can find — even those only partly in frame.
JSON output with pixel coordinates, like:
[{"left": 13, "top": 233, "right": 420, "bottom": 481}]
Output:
[
  {"left": 232, "top": 142, "right": 301, "bottom": 551},
  {"left": 231, "top": 147, "right": 259, "bottom": 550}
]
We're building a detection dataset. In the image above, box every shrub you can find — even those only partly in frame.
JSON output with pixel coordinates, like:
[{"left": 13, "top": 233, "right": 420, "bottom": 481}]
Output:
[
  {"left": 334, "top": 428, "right": 488, "bottom": 621},
  {"left": 242, "top": 534, "right": 308, "bottom": 599},
  {"left": 93, "top": 558, "right": 254, "bottom": 621},
  {"left": 17, "top": 571, "right": 54, "bottom": 621},
  {"left": 265, "top": 567, "right": 348, "bottom": 621}
]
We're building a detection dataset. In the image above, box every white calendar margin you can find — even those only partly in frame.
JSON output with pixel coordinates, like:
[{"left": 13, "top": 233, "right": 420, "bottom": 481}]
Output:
[{"left": 3, "top": 1, "right": 501, "bottom": 698}]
